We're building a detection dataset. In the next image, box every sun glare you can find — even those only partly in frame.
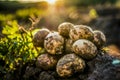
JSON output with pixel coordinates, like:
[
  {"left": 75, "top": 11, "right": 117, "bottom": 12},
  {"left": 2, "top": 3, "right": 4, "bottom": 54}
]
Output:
[
  {"left": 18, "top": 0, "right": 57, "bottom": 4},
  {"left": 46, "top": 0, "right": 56, "bottom": 4}
]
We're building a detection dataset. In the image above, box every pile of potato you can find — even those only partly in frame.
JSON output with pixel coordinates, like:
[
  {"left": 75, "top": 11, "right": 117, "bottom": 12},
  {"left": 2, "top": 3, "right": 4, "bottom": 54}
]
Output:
[{"left": 33, "top": 22, "right": 106, "bottom": 77}]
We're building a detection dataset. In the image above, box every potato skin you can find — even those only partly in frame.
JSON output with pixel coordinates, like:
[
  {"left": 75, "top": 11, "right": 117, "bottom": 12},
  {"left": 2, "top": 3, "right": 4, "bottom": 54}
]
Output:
[
  {"left": 93, "top": 30, "right": 106, "bottom": 48},
  {"left": 58, "top": 22, "right": 74, "bottom": 38},
  {"left": 33, "top": 28, "right": 50, "bottom": 47},
  {"left": 72, "top": 39, "right": 97, "bottom": 60},
  {"left": 56, "top": 53, "right": 85, "bottom": 77},
  {"left": 65, "top": 39, "right": 74, "bottom": 53},
  {"left": 44, "top": 32, "right": 64, "bottom": 55},
  {"left": 69, "top": 25, "right": 94, "bottom": 41},
  {"left": 36, "top": 53, "right": 57, "bottom": 70}
]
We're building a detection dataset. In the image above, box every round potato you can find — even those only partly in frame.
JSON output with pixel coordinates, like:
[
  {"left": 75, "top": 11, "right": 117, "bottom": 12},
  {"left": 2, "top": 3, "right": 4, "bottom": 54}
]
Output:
[
  {"left": 72, "top": 39, "right": 97, "bottom": 60},
  {"left": 93, "top": 30, "right": 106, "bottom": 48},
  {"left": 56, "top": 53, "right": 85, "bottom": 77},
  {"left": 36, "top": 53, "right": 57, "bottom": 70},
  {"left": 33, "top": 28, "right": 50, "bottom": 47},
  {"left": 69, "top": 25, "right": 93, "bottom": 41},
  {"left": 58, "top": 22, "right": 74, "bottom": 38},
  {"left": 44, "top": 32, "right": 64, "bottom": 55}
]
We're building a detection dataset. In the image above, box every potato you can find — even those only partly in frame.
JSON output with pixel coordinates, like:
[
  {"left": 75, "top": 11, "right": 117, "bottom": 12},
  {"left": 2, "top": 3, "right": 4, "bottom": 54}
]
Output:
[
  {"left": 93, "top": 30, "right": 106, "bottom": 48},
  {"left": 56, "top": 53, "right": 85, "bottom": 77},
  {"left": 69, "top": 25, "right": 93, "bottom": 41},
  {"left": 44, "top": 32, "right": 64, "bottom": 55},
  {"left": 36, "top": 53, "right": 57, "bottom": 70},
  {"left": 72, "top": 39, "right": 97, "bottom": 60},
  {"left": 33, "top": 28, "right": 50, "bottom": 47},
  {"left": 58, "top": 22, "right": 74, "bottom": 38}
]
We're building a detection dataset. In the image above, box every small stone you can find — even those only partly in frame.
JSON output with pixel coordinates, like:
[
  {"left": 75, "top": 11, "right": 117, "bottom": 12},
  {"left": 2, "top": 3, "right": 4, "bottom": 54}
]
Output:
[
  {"left": 36, "top": 53, "right": 57, "bottom": 70},
  {"left": 33, "top": 28, "right": 50, "bottom": 47},
  {"left": 72, "top": 39, "right": 97, "bottom": 60},
  {"left": 56, "top": 53, "right": 85, "bottom": 77},
  {"left": 44, "top": 32, "right": 64, "bottom": 55},
  {"left": 69, "top": 25, "right": 94, "bottom": 41},
  {"left": 58, "top": 22, "right": 74, "bottom": 38}
]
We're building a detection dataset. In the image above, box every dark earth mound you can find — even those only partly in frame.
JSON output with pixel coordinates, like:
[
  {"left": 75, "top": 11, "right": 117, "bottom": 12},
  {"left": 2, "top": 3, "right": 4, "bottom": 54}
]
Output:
[{"left": 3, "top": 51, "right": 120, "bottom": 80}]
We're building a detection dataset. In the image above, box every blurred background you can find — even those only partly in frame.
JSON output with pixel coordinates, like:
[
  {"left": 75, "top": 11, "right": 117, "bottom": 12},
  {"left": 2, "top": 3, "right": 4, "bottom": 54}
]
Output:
[
  {"left": 0, "top": 0, "right": 120, "bottom": 49},
  {"left": 0, "top": 0, "right": 120, "bottom": 79}
]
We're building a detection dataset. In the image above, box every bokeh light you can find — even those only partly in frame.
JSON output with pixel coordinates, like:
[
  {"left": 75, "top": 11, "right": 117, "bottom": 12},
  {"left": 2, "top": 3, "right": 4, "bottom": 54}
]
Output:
[{"left": 45, "top": 0, "right": 56, "bottom": 4}]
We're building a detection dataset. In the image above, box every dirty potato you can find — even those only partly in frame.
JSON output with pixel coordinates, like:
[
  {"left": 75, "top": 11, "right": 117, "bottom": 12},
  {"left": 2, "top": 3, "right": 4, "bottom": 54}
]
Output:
[
  {"left": 72, "top": 39, "right": 97, "bottom": 60},
  {"left": 56, "top": 53, "right": 85, "bottom": 77},
  {"left": 44, "top": 32, "right": 64, "bottom": 55}
]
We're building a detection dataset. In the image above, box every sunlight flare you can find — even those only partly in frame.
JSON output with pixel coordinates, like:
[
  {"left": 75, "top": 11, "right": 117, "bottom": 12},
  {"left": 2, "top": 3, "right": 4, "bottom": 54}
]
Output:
[{"left": 46, "top": 0, "right": 56, "bottom": 4}]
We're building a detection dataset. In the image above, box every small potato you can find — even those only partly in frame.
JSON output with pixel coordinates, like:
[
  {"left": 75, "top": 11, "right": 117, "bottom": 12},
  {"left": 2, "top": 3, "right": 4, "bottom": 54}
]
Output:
[
  {"left": 33, "top": 28, "right": 50, "bottom": 47},
  {"left": 72, "top": 39, "right": 97, "bottom": 60},
  {"left": 65, "top": 39, "right": 74, "bottom": 53},
  {"left": 56, "top": 53, "right": 85, "bottom": 77},
  {"left": 69, "top": 25, "right": 93, "bottom": 41},
  {"left": 93, "top": 30, "right": 106, "bottom": 48},
  {"left": 36, "top": 53, "right": 57, "bottom": 70},
  {"left": 44, "top": 32, "right": 64, "bottom": 55},
  {"left": 58, "top": 22, "right": 74, "bottom": 38}
]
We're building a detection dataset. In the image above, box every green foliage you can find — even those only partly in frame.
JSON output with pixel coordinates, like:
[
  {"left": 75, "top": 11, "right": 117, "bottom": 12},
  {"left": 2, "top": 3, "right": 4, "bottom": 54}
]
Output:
[
  {"left": 16, "top": 8, "right": 46, "bottom": 19},
  {"left": 2, "top": 20, "right": 19, "bottom": 35},
  {"left": 0, "top": 20, "right": 42, "bottom": 74},
  {"left": 0, "top": 7, "right": 47, "bottom": 27},
  {"left": 0, "top": 13, "right": 14, "bottom": 22}
]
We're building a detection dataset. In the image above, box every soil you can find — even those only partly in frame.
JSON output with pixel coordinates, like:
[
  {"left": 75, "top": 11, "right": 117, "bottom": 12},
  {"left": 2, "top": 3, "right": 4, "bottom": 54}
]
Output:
[{"left": 3, "top": 51, "right": 120, "bottom": 80}]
